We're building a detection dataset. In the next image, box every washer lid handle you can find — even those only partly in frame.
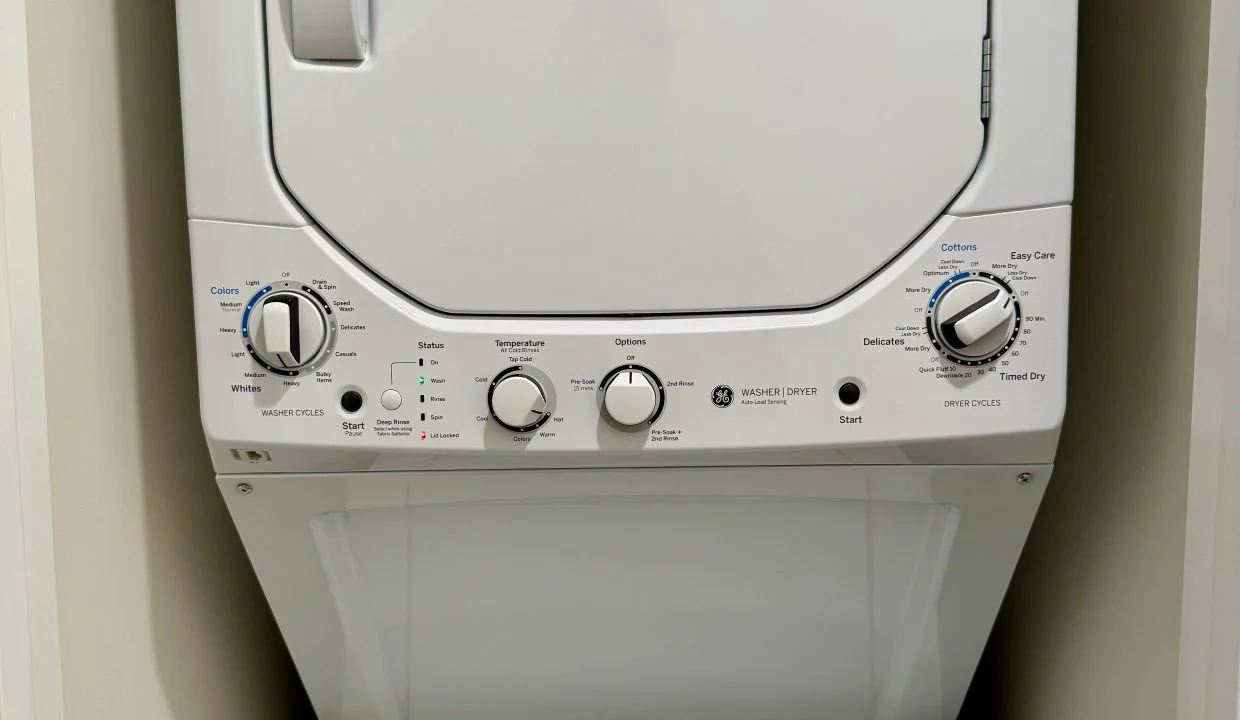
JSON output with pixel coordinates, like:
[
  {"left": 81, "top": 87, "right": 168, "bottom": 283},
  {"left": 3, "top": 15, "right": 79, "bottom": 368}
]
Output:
[{"left": 291, "top": 0, "right": 369, "bottom": 62}]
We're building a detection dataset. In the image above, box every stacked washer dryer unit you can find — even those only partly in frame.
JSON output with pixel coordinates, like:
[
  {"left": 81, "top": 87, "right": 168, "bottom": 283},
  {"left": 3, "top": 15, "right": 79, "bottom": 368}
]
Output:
[{"left": 176, "top": 1, "right": 1077, "bottom": 718}]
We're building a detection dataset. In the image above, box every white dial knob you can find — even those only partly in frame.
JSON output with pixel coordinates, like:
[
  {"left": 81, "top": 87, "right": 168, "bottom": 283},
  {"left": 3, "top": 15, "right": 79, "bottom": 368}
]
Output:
[
  {"left": 929, "top": 275, "right": 1020, "bottom": 365},
  {"left": 601, "top": 366, "right": 664, "bottom": 429},
  {"left": 246, "top": 290, "right": 330, "bottom": 373},
  {"left": 488, "top": 372, "right": 550, "bottom": 432}
]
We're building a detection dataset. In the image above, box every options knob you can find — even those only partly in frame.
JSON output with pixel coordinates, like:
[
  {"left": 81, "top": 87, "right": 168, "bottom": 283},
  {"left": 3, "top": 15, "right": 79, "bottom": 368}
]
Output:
[
  {"left": 601, "top": 365, "right": 664, "bottom": 429},
  {"left": 488, "top": 368, "right": 553, "bottom": 432},
  {"left": 927, "top": 273, "right": 1021, "bottom": 366},
  {"left": 242, "top": 286, "right": 335, "bottom": 375}
]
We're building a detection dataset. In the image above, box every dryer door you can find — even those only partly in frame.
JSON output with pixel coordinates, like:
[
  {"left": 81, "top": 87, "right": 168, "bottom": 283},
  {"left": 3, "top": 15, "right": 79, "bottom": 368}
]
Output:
[
  {"left": 223, "top": 465, "right": 1047, "bottom": 720},
  {"left": 265, "top": 1, "right": 988, "bottom": 315}
]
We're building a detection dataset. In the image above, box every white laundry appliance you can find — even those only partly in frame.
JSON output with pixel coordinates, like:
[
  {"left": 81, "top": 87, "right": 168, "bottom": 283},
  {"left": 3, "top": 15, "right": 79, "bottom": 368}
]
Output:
[{"left": 174, "top": 1, "right": 1078, "bottom": 717}]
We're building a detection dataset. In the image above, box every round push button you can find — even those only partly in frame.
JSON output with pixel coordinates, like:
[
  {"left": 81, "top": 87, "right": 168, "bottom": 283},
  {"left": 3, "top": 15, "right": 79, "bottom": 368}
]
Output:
[
  {"left": 838, "top": 382, "right": 862, "bottom": 406},
  {"left": 380, "top": 389, "right": 402, "bottom": 411},
  {"left": 340, "top": 390, "right": 364, "bottom": 413}
]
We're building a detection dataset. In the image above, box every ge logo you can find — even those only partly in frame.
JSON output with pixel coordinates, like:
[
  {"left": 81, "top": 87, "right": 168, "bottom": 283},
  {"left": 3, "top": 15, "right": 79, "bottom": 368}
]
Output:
[{"left": 711, "top": 385, "right": 734, "bottom": 408}]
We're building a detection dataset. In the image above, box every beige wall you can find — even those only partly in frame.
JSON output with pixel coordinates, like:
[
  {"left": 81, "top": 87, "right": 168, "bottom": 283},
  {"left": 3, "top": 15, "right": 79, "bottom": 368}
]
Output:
[
  {"left": 965, "top": 0, "right": 1211, "bottom": 716},
  {"left": 28, "top": 1, "right": 306, "bottom": 717}
]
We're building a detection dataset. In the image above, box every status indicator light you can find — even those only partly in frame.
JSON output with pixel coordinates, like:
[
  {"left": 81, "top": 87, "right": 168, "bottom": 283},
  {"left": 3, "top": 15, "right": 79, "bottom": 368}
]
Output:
[
  {"left": 418, "top": 376, "right": 426, "bottom": 385},
  {"left": 420, "top": 430, "right": 427, "bottom": 440}
]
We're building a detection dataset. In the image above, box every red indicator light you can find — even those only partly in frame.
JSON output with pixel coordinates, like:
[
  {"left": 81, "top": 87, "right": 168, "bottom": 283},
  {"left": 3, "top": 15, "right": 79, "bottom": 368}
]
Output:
[{"left": 420, "top": 430, "right": 427, "bottom": 440}]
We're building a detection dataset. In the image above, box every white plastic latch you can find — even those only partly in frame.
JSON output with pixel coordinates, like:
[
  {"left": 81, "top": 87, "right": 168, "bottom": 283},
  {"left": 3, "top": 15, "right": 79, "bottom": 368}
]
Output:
[{"left": 292, "top": 0, "right": 370, "bottom": 62}]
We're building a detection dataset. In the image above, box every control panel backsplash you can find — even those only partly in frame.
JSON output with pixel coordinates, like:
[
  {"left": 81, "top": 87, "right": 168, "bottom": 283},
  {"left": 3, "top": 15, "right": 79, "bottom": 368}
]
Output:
[{"left": 192, "top": 206, "right": 1069, "bottom": 472}]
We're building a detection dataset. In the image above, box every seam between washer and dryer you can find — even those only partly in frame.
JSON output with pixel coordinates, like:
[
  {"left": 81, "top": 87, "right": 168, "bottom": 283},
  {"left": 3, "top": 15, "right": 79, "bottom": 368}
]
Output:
[{"left": 215, "top": 461, "right": 1058, "bottom": 479}]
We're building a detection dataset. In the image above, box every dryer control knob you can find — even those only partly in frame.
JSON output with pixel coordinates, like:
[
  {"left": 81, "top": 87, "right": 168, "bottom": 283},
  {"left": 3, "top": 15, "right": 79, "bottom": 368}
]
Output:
[
  {"left": 601, "top": 366, "right": 664, "bottom": 429},
  {"left": 928, "top": 275, "right": 1021, "bottom": 366},
  {"left": 246, "top": 290, "right": 329, "bottom": 372},
  {"left": 488, "top": 371, "right": 551, "bottom": 432}
]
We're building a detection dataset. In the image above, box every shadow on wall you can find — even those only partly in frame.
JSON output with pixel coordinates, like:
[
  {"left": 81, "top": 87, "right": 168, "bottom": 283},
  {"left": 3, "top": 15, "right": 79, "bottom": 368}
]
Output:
[
  {"left": 963, "top": 0, "right": 1208, "bottom": 716},
  {"left": 111, "top": 1, "right": 312, "bottom": 717}
]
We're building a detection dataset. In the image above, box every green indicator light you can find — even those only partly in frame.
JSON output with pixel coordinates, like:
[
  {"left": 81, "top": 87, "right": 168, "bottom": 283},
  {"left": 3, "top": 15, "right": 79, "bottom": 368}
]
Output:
[{"left": 418, "top": 376, "right": 426, "bottom": 385}]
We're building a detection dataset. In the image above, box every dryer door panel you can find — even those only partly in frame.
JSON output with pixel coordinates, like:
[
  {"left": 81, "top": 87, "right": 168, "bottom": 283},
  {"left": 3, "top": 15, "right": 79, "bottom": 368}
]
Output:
[
  {"left": 223, "top": 465, "right": 1047, "bottom": 720},
  {"left": 266, "top": 1, "right": 988, "bottom": 315}
]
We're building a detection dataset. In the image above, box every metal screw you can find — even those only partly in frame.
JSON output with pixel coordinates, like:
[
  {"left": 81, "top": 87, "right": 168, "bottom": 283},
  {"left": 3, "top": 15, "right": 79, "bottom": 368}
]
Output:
[
  {"left": 236, "top": 482, "right": 254, "bottom": 495},
  {"left": 1016, "top": 473, "right": 1033, "bottom": 485}
]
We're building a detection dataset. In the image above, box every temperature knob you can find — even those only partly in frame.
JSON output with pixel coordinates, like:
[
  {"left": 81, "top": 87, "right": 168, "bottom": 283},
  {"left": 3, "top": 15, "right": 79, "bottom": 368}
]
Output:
[
  {"left": 242, "top": 285, "right": 336, "bottom": 375},
  {"left": 488, "top": 368, "right": 553, "bottom": 432},
  {"left": 601, "top": 366, "right": 665, "bottom": 429},
  {"left": 927, "top": 273, "right": 1021, "bottom": 366}
]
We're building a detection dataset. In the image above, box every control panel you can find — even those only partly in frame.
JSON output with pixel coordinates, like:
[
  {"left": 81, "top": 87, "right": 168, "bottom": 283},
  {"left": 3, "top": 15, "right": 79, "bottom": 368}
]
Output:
[{"left": 192, "top": 205, "right": 1069, "bottom": 472}]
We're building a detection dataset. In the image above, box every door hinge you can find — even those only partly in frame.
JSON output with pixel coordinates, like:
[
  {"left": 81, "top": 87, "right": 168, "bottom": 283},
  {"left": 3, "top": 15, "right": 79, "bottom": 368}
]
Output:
[{"left": 981, "top": 37, "right": 993, "bottom": 120}]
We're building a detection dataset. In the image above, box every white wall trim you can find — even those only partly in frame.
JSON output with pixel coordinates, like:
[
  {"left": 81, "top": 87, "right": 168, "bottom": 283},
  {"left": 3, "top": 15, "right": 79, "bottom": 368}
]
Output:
[
  {"left": 0, "top": 0, "right": 64, "bottom": 716},
  {"left": 1178, "top": 0, "right": 1240, "bottom": 716}
]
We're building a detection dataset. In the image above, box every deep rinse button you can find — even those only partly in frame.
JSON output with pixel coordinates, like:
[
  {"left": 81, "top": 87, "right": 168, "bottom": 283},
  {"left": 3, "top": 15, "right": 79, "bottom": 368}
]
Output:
[
  {"left": 927, "top": 274, "right": 1021, "bottom": 366},
  {"left": 380, "top": 389, "right": 402, "bottom": 411}
]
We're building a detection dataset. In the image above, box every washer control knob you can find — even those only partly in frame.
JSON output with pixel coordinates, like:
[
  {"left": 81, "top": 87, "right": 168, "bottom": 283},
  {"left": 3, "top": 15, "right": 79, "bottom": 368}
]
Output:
[
  {"left": 928, "top": 274, "right": 1021, "bottom": 365},
  {"left": 488, "top": 370, "right": 551, "bottom": 432},
  {"left": 247, "top": 291, "right": 328, "bottom": 371},
  {"left": 601, "top": 366, "right": 664, "bottom": 429}
]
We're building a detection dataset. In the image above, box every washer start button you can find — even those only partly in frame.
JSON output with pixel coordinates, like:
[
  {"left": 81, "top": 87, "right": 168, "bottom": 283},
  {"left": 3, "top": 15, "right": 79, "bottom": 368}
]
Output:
[{"left": 340, "top": 390, "right": 364, "bottom": 413}]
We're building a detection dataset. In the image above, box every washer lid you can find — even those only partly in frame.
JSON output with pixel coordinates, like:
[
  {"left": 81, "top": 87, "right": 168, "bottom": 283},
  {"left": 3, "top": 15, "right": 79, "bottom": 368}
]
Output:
[{"left": 267, "top": 1, "right": 987, "bottom": 315}]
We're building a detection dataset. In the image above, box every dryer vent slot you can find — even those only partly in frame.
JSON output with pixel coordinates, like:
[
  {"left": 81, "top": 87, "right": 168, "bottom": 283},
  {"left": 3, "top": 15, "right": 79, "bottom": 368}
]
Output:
[
  {"left": 231, "top": 449, "right": 272, "bottom": 463},
  {"left": 981, "top": 37, "right": 993, "bottom": 120}
]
